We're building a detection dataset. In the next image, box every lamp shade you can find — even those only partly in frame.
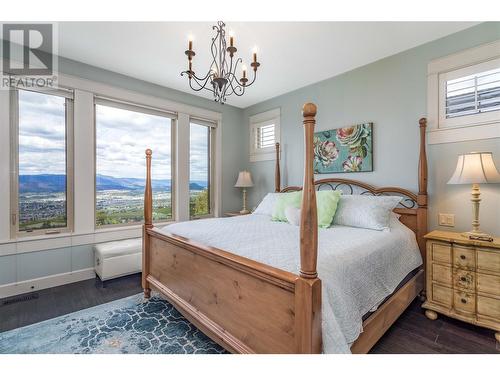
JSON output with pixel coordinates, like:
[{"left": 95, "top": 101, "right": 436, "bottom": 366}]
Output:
[
  {"left": 448, "top": 152, "right": 500, "bottom": 185},
  {"left": 234, "top": 171, "right": 254, "bottom": 187}
]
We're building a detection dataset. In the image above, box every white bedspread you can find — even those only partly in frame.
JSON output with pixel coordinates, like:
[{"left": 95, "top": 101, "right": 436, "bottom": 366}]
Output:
[{"left": 158, "top": 214, "right": 422, "bottom": 353}]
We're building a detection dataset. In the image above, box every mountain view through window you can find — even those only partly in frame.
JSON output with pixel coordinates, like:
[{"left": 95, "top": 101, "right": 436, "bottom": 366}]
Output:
[
  {"left": 189, "top": 122, "right": 211, "bottom": 217},
  {"left": 17, "top": 90, "right": 68, "bottom": 232},
  {"left": 95, "top": 103, "right": 174, "bottom": 226}
]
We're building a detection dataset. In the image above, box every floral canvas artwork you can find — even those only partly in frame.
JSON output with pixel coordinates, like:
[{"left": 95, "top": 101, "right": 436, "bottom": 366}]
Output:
[{"left": 313, "top": 123, "right": 373, "bottom": 174}]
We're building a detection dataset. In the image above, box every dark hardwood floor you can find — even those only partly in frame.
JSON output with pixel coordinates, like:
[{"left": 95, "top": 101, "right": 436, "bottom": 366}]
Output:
[
  {"left": 0, "top": 274, "right": 498, "bottom": 354},
  {"left": 371, "top": 299, "right": 499, "bottom": 353},
  {"left": 0, "top": 274, "right": 142, "bottom": 334}
]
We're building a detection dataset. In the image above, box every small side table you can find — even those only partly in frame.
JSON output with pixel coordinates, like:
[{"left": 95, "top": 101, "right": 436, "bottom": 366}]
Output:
[{"left": 422, "top": 230, "right": 500, "bottom": 343}]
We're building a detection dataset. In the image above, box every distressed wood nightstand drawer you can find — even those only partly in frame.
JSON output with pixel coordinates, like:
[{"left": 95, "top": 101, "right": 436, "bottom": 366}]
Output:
[
  {"left": 431, "top": 283, "right": 452, "bottom": 306},
  {"left": 431, "top": 242, "right": 452, "bottom": 263},
  {"left": 454, "top": 290, "right": 475, "bottom": 314},
  {"left": 477, "top": 273, "right": 500, "bottom": 296},
  {"left": 453, "top": 246, "right": 475, "bottom": 270},
  {"left": 477, "top": 295, "right": 500, "bottom": 319},
  {"left": 453, "top": 269, "right": 474, "bottom": 291},
  {"left": 432, "top": 263, "right": 452, "bottom": 285},
  {"left": 424, "top": 231, "right": 500, "bottom": 341},
  {"left": 477, "top": 250, "right": 500, "bottom": 274}
]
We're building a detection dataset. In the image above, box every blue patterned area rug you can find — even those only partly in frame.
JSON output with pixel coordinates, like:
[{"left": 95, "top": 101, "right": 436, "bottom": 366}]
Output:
[{"left": 0, "top": 293, "right": 226, "bottom": 354}]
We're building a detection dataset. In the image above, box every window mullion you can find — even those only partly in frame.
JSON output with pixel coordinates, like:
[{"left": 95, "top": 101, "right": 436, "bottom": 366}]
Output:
[
  {"left": 9, "top": 89, "right": 20, "bottom": 238},
  {"left": 474, "top": 75, "right": 479, "bottom": 114}
]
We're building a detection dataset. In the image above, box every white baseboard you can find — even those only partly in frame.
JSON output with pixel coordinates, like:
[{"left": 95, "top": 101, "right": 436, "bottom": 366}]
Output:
[{"left": 0, "top": 268, "right": 95, "bottom": 299}]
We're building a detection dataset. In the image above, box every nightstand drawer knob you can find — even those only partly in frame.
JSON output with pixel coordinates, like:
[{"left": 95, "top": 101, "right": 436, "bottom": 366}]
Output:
[
  {"left": 460, "top": 255, "right": 466, "bottom": 260},
  {"left": 460, "top": 276, "right": 467, "bottom": 282},
  {"left": 461, "top": 298, "right": 467, "bottom": 304}
]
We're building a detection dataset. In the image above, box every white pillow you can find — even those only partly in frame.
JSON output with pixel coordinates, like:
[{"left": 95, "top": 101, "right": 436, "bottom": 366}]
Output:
[
  {"left": 252, "top": 193, "right": 280, "bottom": 216},
  {"left": 333, "top": 195, "right": 402, "bottom": 231},
  {"left": 285, "top": 206, "right": 301, "bottom": 226}
]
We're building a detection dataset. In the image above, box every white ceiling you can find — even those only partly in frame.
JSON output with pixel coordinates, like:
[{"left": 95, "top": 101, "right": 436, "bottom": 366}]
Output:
[{"left": 58, "top": 22, "right": 479, "bottom": 108}]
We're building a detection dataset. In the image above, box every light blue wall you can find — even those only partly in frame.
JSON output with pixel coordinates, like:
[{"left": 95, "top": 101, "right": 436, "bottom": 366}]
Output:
[
  {"left": 0, "top": 255, "right": 16, "bottom": 285},
  {"left": 243, "top": 22, "right": 500, "bottom": 235},
  {"left": 17, "top": 248, "right": 72, "bottom": 281},
  {"left": 0, "top": 245, "right": 94, "bottom": 285}
]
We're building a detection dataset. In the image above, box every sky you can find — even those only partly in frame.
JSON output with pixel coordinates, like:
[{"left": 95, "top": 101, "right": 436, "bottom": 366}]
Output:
[
  {"left": 18, "top": 90, "right": 209, "bottom": 182},
  {"left": 95, "top": 103, "right": 172, "bottom": 180},
  {"left": 189, "top": 122, "right": 209, "bottom": 183},
  {"left": 19, "top": 90, "right": 66, "bottom": 175}
]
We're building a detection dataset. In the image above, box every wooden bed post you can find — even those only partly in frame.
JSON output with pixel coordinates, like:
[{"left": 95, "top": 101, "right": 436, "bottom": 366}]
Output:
[
  {"left": 299, "top": 104, "right": 318, "bottom": 279},
  {"left": 142, "top": 149, "right": 153, "bottom": 298},
  {"left": 295, "top": 103, "right": 322, "bottom": 353},
  {"left": 417, "top": 118, "right": 428, "bottom": 264},
  {"left": 275, "top": 142, "right": 281, "bottom": 192}
]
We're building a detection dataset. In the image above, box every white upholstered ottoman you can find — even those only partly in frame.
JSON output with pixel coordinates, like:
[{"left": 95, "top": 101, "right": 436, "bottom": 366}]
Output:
[{"left": 94, "top": 238, "right": 142, "bottom": 282}]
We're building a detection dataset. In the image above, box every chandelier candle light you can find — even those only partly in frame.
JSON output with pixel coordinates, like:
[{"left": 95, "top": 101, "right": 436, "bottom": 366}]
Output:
[
  {"left": 181, "top": 21, "right": 260, "bottom": 104},
  {"left": 234, "top": 171, "right": 254, "bottom": 214},
  {"left": 448, "top": 152, "right": 500, "bottom": 241}
]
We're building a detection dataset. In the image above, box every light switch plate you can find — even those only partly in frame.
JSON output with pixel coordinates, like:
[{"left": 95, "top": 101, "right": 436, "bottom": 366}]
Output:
[{"left": 438, "top": 213, "right": 455, "bottom": 227}]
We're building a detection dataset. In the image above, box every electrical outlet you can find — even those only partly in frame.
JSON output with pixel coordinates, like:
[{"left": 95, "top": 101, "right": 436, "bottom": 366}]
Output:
[{"left": 438, "top": 213, "right": 455, "bottom": 227}]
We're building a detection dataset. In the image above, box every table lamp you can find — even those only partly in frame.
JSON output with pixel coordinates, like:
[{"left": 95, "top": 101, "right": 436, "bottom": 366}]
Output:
[
  {"left": 448, "top": 152, "right": 500, "bottom": 241},
  {"left": 235, "top": 171, "right": 254, "bottom": 214}
]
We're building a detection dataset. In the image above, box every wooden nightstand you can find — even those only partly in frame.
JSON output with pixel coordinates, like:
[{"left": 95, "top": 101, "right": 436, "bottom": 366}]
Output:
[
  {"left": 224, "top": 211, "right": 251, "bottom": 217},
  {"left": 422, "top": 230, "right": 500, "bottom": 342}
]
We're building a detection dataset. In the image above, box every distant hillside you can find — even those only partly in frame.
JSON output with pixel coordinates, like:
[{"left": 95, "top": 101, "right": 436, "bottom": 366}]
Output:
[
  {"left": 189, "top": 182, "right": 205, "bottom": 190},
  {"left": 95, "top": 175, "right": 172, "bottom": 191},
  {"left": 19, "top": 174, "right": 66, "bottom": 193},
  {"left": 19, "top": 174, "right": 207, "bottom": 193}
]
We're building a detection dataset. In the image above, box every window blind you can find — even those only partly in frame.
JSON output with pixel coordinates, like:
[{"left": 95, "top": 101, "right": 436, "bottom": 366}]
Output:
[
  {"left": 94, "top": 96, "right": 177, "bottom": 119},
  {"left": 190, "top": 116, "right": 218, "bottom": 128},
  {"left": 446, "top": 67, "right": 500, "bottom": 119},
  {"left": 18, "top": 86, "right": 74, "bottom": 99},
  {"left": 256, "top": 123, "right": 275, "bottom": 149}
]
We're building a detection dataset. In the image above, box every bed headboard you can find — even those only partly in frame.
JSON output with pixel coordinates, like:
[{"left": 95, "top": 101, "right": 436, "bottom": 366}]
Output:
[{"left": 274, "top": 116, "right": 428, "bottom": 263}]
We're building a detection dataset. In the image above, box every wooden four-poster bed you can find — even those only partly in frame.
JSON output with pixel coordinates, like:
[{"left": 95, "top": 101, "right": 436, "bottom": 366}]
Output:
[{"left": 141, "top": 103, "right": 428, "bottom": 353}]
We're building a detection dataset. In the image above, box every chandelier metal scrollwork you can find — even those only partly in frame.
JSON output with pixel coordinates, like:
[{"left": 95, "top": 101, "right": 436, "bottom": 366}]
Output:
[{"left": 181, "top": 21, "right": 260, "bottom": 104}]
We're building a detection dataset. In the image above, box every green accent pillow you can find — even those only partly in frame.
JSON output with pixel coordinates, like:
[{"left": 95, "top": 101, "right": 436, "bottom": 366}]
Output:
[
  {"left": 316, "top": 190, "right": 342, "bottom": 228},
  {"left": 271, "top": 191, "right": 302, "bottom": 222},
  {"left": 272, "top": 190, "right": 341, "bottom": 228}
]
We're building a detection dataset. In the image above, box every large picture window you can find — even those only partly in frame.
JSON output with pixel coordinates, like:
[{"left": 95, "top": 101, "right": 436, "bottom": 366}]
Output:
[
  {"left": 189, "top": 120, "right": 213, "bottom": 218},
  {"left": 95, "top": 99, "right": 174, "bottom": 227},
  {"left": 13, "top": 88, "right": 73, "bottom": 235}
]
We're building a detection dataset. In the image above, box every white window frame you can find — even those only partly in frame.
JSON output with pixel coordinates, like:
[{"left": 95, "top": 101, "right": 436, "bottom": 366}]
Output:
[
  {"left": 427, "top": 40, "right": 500, "bottom": 144},
  {"left": 10, "top": 87, "right": 75, "bottom": 238},
  {"left": 249, "top": 108, "right": 281, "bottom": 162},
  {"left": 94, "top": 96, "right": 177, "bottom": 229}
]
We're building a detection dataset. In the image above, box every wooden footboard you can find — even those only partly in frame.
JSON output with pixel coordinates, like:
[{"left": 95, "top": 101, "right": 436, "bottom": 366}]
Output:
[{"left": 144, "top": 228, "right": 321, "bottom": 353}]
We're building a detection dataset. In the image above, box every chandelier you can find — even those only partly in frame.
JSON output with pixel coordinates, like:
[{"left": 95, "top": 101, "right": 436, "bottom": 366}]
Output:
[{"left": 181, "top": 21, "right": 260, "bottom": 104}]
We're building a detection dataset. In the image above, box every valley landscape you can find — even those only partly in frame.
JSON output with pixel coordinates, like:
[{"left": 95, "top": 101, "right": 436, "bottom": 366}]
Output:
[{"left": 18, "top": 174, "right": 208, "bottom": 231}]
